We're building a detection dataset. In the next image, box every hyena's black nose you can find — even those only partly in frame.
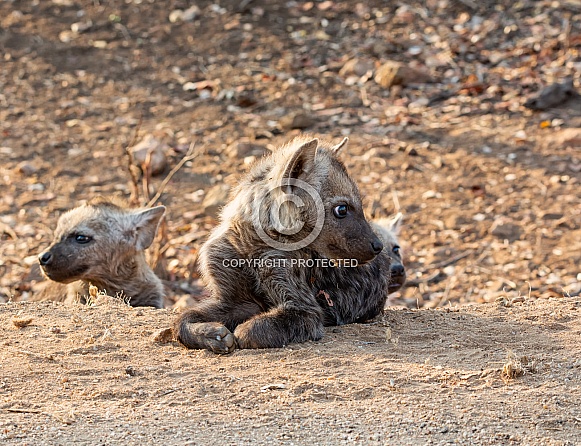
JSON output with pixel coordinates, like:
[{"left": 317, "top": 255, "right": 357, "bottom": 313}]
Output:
[
  {"left": 371, "top": 239, "right": 383, "bottom": 255},
  {"left": 39, "top": 251, "right": 53, "bottom": 266},
  {"left": 391, "top": 264, "right": 405, "bottom": 277}
]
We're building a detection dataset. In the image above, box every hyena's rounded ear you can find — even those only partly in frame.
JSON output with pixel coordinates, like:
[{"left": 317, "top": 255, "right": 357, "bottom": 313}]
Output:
[
  {"left": 330, "top": 137, "right": 349, "bottom": 154},
  {"left": 132, "top": 205, "right": 166, "bottom": 250},
  {"left": 282, "top": 138, "right": 319, "bottom": 181}
]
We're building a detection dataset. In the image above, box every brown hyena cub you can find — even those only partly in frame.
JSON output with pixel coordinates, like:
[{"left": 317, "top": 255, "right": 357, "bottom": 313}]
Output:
[
  {"left": 174, "top": 136, "right": 403, "bottom": 353},
  {"left": 35, "top": 197, "right": 166, "bottom": 308}
]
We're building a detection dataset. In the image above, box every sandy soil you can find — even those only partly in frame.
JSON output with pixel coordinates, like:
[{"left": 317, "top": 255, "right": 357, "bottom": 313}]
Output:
[
  {"left": 1, "top": 297, "right": 581, "bottom": 445},
  {"left": 0, "top": 0, "right": 580, "bottom": 444}
]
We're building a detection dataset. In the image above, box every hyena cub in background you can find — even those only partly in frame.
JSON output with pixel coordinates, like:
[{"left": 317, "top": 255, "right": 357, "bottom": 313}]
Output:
[
  {"left": 174, "top": 136, "right": 405, "bottom": 353},
  {"left": 371, "top": 213, "right": 406, "bottom": 294},
  {"left": 35, "top": 197, "right": 166, "bottom": 308}
]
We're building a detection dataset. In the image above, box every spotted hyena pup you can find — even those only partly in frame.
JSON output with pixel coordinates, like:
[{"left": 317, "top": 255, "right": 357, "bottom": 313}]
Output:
[
  {"left": 371, "top": 213, "right": 406, "bottom": 294},
  {"left": 174, "top": 136, "right": 404, "bottom": 353},
  {"left": 36, "top": 197, "right": 166, "bottom": 308}
]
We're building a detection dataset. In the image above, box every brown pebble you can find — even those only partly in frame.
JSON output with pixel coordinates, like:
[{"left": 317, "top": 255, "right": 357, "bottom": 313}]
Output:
[
  {"left": 16, "top": 162, "right": 38, "bottom": 176},
  {"left": 12, "top": 316, "right": 33, "bottom": 328},
  {"left": 279, "top": 111, "right": 315, "bottom": 130},
  {"left": 151, "top": 327, "right": 174, "bottom": 344}
]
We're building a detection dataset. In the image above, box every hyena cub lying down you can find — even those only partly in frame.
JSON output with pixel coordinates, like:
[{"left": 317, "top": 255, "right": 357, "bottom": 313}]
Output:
[
  {"left": 35, "top": 197, "right": 166, "bottom": 308},
  {"left": 174, "top": 136, "right": 406, "bottom": 353}
]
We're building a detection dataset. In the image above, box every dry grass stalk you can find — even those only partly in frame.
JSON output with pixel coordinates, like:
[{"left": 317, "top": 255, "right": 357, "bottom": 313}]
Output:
[{"left": 502, "top": 351, "right": 538, "bottom": 380}]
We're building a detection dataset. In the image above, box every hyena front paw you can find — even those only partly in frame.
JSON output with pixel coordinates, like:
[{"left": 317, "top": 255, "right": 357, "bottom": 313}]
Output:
[{"left": 182, "top": 322, "right": 236, "bottom": 354}]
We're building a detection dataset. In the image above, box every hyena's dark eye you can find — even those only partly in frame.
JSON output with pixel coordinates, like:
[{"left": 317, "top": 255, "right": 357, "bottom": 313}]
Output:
[
  {"left": 333, "top": 205, "right": 348, "bottom": 219},
  {"left": 392, "top": 245, "right": 401, "bottom": 255},
  {"left": 75, "top": 234, "right": 92, "bottom": 244}
]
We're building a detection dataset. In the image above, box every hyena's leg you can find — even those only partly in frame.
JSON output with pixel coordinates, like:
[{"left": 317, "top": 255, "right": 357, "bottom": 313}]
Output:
[
  {"left": 174, "top": 231, "right": 264, "bottom": 353},
  {"left": 234, "top": 307, "right": 324, "bottom": 349},
  {"left": 174, "top": 300, "right": 263, "bottom": 354}
]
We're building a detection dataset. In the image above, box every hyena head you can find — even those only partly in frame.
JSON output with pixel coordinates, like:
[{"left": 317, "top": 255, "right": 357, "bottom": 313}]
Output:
[
  {"left": 372, "top": 213, "right": 406, "bottom": 293},
  {"left": 253, "top": 136, "right": 383, "bottom": 264},
  {"left": 38, "top": 197, "right": 166, "bottom": 284}
]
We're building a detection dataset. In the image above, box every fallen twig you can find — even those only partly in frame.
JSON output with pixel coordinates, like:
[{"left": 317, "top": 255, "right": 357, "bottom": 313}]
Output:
[
  {"left": 0, "top": 222, "right": 18, "bottom": 240},
  {"left": 11, "top": 347, "right": 54, "bottom": 361},
  {"left": 5, "top": 408, "right": 42, "bottom": 414},
  {"left": 4, "top": 407, "right": 75, "bottom": 424},
  {"left": 142, "top": 148, "right": 153, "bottom": 203},
  {"left": 124, "top": 115, "right": 143, "bottom": 206}
]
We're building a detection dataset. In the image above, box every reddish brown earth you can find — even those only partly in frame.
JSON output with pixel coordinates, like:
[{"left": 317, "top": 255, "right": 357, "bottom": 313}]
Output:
[{"left": 0, "top": 0, "right": 580, "bottom": 444}]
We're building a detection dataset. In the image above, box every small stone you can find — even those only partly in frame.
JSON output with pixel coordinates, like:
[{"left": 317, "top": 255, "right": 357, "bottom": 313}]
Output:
[
  {"left": 169, "top": 5, "right": 200, "bottom": 23},
  {"left": 490, "top": 219, "right": 521, "bottom": 241},
  {"left": 235, "top": 91, "right": 257, "bottom": 108},
  {"left": 92, "top": 40, "right": 108, "bottom": 49},
  {"left": 541, "top": 212, "right": 564, "bottom": 221},
  {"left": 525, "top": 79, "right": 579, "bottom": 110},
  {"left": 279, "top": 111, "right": 315, "bottom": 130},
  {"left": 443, "top": 265, "right": 456, "bottom": 276},
  {"left": 71, "top": 20, "right": 92, "bottom": 33},
  {"left": 16, "top": 162, "right": 38, "bottom": 176},
  {"left": 563, "top": 282, "right": 581, "bottom": 297},
  {"left": 182, "top": 5, "right": 201, "bottom": 21},
  {"left": 422, "top": 190, "right": 441, "bottom": 199},
  {"left": 182, "top": 82, "right": 197, "bottom": 91},
  {"left": 12, "top": 316, "right": 33, "bottom": 328},
  {"left": 151, "top": 328, "right": 174, "bottom": 344},
  {"left": 339, "top": 58, "right": 374, "bottom": 77},
  {"left": 374, "top": 61, "right": 433, "bottom": 88},
  {"left": 169, "top": 9, "right": 184, "bottom": 23},
  {"left": 129, "top": 134, "right": 168, "bottom": 176},
  {"left": 405, "top": 146, "right": 418, "bottom": 156},
  {"left": 227, "top": 141, "right": 269, "bottom": 158},
  {"left": 59, "top": 30, "right": 76, "bottom": 43}
]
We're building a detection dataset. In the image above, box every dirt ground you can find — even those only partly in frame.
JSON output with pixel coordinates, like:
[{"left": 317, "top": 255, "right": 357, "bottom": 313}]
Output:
[
  {"left": 1, "top": 298, "right": 581, "bottom": 445},
  {"left": 1, "top": 0, "right": 580, "bottom": 444}
]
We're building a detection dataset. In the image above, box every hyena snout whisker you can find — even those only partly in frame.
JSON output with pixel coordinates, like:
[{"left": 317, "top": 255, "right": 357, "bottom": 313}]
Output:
[{"left": 39, "top": 251, "right": 53, "bottom": 266}]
